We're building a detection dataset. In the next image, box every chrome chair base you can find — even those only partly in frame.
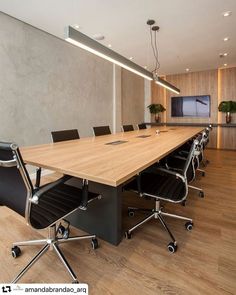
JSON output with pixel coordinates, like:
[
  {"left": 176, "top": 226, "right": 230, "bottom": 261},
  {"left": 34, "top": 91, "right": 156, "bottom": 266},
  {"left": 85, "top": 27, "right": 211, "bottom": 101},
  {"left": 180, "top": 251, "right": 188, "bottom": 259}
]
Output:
[
  {"left": 126, "top": 200, "right": 193, "bottom": 251},
  {"left": 197, "top": 168, "right": 206, "bottom": 176},
  {"left": 11, "top": 224, "right": 97, "bottom": 283},
  {"left": 188, "top": 184, "right": 204, "bottom": 198}
]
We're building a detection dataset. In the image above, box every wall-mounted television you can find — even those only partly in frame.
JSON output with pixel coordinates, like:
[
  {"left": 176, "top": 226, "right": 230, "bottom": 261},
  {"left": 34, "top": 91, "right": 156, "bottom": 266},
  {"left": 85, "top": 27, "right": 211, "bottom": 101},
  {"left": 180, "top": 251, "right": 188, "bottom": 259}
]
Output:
[{"left": 171, "top": 95, "right": 211, "bottom": 117}]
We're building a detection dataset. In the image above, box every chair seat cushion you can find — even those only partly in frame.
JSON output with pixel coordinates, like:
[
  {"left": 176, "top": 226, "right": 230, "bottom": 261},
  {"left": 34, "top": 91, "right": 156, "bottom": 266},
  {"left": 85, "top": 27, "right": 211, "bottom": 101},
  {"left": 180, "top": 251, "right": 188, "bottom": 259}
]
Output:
[
  {"left": 30, "top": 183, "right": 97, "bottom": 229},
  {"left": 125, "top": 172, "right": 186, "bottom": 202}
]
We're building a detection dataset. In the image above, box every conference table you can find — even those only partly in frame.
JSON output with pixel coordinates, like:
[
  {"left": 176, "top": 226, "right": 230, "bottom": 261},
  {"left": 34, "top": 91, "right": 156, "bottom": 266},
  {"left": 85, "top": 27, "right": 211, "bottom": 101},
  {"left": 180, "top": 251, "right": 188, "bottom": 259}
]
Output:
[{"left": 21, "top": 126, "right": 203, "bottom": 245}]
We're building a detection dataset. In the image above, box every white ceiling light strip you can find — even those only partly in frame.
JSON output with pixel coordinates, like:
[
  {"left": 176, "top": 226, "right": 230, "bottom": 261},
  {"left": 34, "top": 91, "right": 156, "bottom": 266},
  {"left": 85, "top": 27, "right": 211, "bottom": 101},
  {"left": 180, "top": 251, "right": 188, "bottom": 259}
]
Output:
[
  {"left": 65, "top": 26, "right": 153, "bottom": 81},
  {"left": 155, "top": 77, "right": 180, "bottom": 94}
]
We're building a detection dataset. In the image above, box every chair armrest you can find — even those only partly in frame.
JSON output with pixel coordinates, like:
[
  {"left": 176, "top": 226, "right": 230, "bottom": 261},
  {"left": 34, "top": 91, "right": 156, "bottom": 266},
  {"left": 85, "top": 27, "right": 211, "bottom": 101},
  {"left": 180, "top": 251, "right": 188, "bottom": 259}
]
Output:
[
  {"left": 31, "top": 175, "right": 72, "bottom": 204},
  {"left": 156, "top": 167, "right": 185, "bottom": 182},
  {"left": 35, "top": 167, "right": 42, "bottom": 189},
  {"left": 0, "top": 159, "right": 17, "bottom": 167},
  {"left": 168, "top": 167, "right": 183, "bottom": 172}
]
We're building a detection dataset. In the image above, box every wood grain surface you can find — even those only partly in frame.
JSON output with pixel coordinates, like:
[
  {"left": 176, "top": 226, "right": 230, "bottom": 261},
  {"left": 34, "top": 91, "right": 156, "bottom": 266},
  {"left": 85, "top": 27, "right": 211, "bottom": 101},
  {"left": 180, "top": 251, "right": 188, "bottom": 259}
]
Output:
[
  {"left": 0, "top": 149, "right": 235, "bottom": 294},
  {"left": 21, "top": 127, "right": 203, "bottom": 186}
]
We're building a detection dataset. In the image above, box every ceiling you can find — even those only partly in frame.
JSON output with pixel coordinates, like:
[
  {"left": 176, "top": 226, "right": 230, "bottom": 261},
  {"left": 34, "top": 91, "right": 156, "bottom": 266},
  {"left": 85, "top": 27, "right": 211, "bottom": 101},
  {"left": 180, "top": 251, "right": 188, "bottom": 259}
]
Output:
[{"left": 0, "top": 0, "right": 236, "bottom": 75}]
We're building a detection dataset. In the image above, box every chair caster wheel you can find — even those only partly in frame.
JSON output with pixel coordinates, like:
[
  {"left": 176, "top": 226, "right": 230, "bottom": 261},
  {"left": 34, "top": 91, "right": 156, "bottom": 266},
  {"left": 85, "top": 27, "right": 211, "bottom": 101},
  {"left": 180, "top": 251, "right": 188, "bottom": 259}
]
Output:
[
  {"left": 185, "top": 221, "right": 193, "bottom": 231},
  {"left": 72, "top": 280, "right": 79, "bottom": 284},
  {"left": 125, "top": 231, "right": 132, "bottom": 239},
  {"left": 12, "top": 246, "right": 21, "bottom": 258},
  {"left": 199, "top": 191, "right": 204, "bottom": 198},
  {"left": 167, "top": 242, "right": 177, "bottom": 253},
  {"left": 128, "top": 209, "right": 135, "bottom": 217},
  {"left": 58, "top": 225, "right": 70, "bottom": 239},
  {"left": 91, "top": 238, "right": 99, "bottom": 249}
]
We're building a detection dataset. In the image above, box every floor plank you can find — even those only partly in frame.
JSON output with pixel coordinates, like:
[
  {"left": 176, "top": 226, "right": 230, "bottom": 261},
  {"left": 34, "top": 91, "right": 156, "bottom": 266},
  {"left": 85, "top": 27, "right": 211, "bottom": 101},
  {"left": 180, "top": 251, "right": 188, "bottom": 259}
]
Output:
[{"left": 0, "top": 149, "right": 235, "bottom": 294}]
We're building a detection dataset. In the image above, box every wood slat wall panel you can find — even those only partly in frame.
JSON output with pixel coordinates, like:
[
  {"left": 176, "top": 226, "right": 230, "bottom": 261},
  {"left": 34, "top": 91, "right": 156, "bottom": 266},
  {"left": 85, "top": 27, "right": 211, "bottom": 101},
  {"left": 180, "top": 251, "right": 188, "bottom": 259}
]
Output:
[
  {"left": 166, "top": 70, "right": 218, "bottom": 124},
  {"left": 218, "top": 68, "right": 236, "bottom": 149},
  {"left": 219, "top": 127, "right": 236, "bottom": 150},
  {"left": 151, "top": 67, "right": 236, "bottom": 150},
  {"left": 151, "top": 80, "right": 166, "bottom": 123},
  {"left": 219, "top": 67, "right": 236, "bottom": 124}
]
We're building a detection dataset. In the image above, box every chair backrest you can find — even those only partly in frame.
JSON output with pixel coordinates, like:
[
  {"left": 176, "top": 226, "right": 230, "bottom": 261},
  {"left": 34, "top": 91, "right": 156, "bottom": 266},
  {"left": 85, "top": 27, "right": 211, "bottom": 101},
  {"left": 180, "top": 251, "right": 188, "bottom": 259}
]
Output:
[
  {"left": 51, "top": 129, "right": 80, "bottom": 143},
  {"left": 93, "top": 126, "right": 111, "bottom": 136},
  {"left": 202, "top": 126, "right": 211, "bottom": 149},
  {"left": 182, "top": 134, "right": 202, "bottom": 181},
  {"left": 137, "top": 123, "right": 147, "bottom": 130},
  {"left": 0, "top": 142, "right": 33, "bottom": 217},
  {"left": 122, "top": 125, "right": 134, "bottom": 132}
]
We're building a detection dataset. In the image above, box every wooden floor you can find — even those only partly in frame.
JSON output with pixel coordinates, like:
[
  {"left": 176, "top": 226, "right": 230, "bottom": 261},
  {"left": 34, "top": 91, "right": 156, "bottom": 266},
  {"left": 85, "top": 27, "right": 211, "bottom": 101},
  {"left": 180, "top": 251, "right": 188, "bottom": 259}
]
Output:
[{"left": 0, "top": 149, "right": 236, "bottom": 294}]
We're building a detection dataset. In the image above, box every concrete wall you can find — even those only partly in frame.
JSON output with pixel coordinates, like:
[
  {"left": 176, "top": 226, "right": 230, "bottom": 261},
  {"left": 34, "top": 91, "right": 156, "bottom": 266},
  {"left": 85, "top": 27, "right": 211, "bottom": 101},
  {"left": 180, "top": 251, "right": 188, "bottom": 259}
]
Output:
[
  {"left": 0, "top": 12, "right": 114, "bottom": 146},
  {"left": 121, "top": 69, "right": 144, "bottom": 128},
  {"left": 0, "top": 12, "right": 146, "bottom": 148}
]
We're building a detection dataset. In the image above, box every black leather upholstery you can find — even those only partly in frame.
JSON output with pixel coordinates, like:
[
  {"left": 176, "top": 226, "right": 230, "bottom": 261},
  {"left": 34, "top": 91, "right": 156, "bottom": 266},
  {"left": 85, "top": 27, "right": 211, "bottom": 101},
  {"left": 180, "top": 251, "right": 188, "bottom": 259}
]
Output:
[
  {"left": 125, "top": 172, "right": 186, "bottom": 202},
  {"left": 138, "top": 123, "right": 147, "bottom": 130},
  {"left": 122, "top": 125, "right": 134, "bottom": 132},
  {"left": 0, "top": 141, "right": 99, "bottom": 230},
  {"left": 167, "top": 156, "right": 195, "bottom": 183},
  {"left": 30, "top": 183, "right": 98, "bottom": 229},
  {"left": 0, "top": 143, "right": 32, "bottom": 216},
  {"left": 51, "top": 129, "right": 80, "bottom": 143},
  {"left": 93, "top": 126, "right": 111, "bottom": 136}
]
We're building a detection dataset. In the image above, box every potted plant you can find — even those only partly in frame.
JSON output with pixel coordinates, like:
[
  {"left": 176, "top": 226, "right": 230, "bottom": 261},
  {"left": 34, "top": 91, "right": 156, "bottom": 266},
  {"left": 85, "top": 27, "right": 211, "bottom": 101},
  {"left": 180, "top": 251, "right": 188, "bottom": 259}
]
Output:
[
  {"left": 147, "top": 103, "right": 166, "bottom": 123},
  {"left": 218, "top": 101, "right": 236, "bottom": 124}
]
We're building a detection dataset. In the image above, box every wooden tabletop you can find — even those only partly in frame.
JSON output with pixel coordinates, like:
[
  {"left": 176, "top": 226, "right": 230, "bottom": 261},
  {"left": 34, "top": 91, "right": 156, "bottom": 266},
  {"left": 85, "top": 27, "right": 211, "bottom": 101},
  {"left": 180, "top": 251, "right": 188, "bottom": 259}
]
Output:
[{"left": 21, "top": 126, "right": 203, "bottom": 187}]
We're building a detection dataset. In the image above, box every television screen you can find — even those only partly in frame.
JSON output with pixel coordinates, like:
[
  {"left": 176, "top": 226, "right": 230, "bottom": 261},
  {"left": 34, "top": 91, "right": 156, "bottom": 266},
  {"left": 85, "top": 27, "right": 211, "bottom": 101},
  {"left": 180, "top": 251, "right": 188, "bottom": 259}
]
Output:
[{"left": 171, "top": 95, "right": 210, "bottom": 117}]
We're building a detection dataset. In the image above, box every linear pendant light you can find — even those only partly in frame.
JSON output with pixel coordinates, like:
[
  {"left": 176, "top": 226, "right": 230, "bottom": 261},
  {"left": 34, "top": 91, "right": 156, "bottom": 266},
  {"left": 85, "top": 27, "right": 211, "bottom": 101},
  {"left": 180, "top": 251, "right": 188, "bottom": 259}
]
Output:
[
  {"left": 155, "top": 76, "right": 180, "bottom": 94},
  {"left": 65, "top": 26, "right": 153, "bottom": 81},
  {"left": 65, "top": 26, "right": 180, "bottom": 94}
]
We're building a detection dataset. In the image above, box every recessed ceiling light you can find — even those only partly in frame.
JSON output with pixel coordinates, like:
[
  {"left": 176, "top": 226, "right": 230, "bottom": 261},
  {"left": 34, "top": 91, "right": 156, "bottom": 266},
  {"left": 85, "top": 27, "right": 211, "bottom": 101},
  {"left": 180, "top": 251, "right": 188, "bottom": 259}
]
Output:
[
  {"left": 219, "top": 53, "right": 228, "bottom": 58},
  {"left": 223, "top": 37, "right": 229, "bottom": 42},
  {"left": 129, "top": 57, "right": 134, "bottom": 60},
  {"left": 93, "top": 34, "right": 105, "bottom": 41},
  {"left": 186, "top": 68, "right": 190, "bottom": 72},
  {"left": 224, "top": 63, "right": 228, "bottom": 67},
  {"left": 74, "top": 24, "right": 80, "bottom": 29},
  {"left": 108, "top": 44, "right": 112, "bottom": 48},
  {"left": 222, "top": 11, "right": 232, "bottom": 17}
]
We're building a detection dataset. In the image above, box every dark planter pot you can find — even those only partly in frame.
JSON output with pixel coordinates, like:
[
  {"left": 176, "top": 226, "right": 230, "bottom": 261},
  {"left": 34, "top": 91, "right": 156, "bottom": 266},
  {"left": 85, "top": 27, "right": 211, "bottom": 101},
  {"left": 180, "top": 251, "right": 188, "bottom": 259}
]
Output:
[
  {"left": 154, "top": 113, "right": 160, "bottom": 123},
  {"left": 226, "top": 112, "right": 231, "bottom": 124}
]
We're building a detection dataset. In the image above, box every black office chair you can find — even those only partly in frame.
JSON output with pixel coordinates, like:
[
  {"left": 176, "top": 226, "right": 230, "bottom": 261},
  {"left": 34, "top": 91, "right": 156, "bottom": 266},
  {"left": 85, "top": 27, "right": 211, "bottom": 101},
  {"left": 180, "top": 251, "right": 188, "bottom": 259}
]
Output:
[
  {"left": 51, "top": 129, "right": 80, "bottom": 143},
  {"left": 35, "top": 129, "right": 80, "bottom": 189},
  {"left": 122, "top": 125, "right": 134, "bottom": 132},
  {"left": 124, "top": 138, "right": 200, "bottom": 253},
  {"left": 165, "top": 133, "right": 205, "bottom": 199},
  {"left": 201, "top": 125, "right": 212, "bottom": 166},
  {"left": 0, "top": 141, "right": 99, "bottom": 283},
  {"left": 50, "top": 128, "right": 102, "bottom": 208},
  {"left": 137, "top": 123, "right": 147, "bottom": 130},
  {"left": 168, "top": 126, "right": 212, "bottom": 180},
  {"left": 93, "top": 126, "right": 111, "bottom": 136}
]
